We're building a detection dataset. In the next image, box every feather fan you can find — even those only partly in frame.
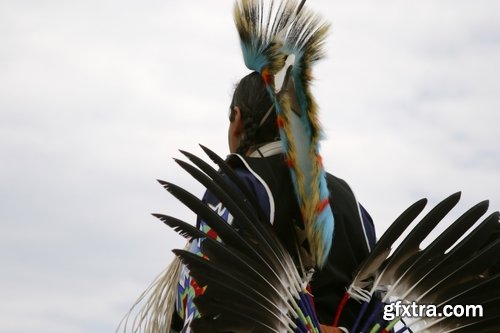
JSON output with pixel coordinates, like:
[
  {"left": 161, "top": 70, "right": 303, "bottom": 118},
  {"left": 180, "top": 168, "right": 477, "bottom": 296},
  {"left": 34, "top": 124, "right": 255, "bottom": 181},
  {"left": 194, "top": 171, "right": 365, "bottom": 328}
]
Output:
[{"left": 160, "top": 147, "right": 320, "bottom": 332}]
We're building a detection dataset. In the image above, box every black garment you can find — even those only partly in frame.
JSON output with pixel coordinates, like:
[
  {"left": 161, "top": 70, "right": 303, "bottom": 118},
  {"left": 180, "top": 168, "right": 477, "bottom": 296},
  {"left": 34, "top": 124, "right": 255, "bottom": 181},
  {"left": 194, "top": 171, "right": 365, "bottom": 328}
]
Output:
[
  {"left": 312, "top": 173, "right": 374, "bottom": 327},
  {"left": 227, "top": 153, "right": 376, "bottom": 329}
]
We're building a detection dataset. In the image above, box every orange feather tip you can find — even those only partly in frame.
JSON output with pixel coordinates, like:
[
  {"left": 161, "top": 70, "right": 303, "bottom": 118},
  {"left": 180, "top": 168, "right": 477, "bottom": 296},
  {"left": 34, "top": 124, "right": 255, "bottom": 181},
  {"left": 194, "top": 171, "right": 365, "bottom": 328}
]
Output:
[
  {"left": 276, "top": 115, "right": 284, "bottom": 128},
  {"left": 261, "top": 69, "right": 273, "bottom": 86},
  {"left": 317, "top": 198, "right": 329, "bottom": 213},
  {"left": 317, "top": 154, "right": 323, "bottom": 167}
]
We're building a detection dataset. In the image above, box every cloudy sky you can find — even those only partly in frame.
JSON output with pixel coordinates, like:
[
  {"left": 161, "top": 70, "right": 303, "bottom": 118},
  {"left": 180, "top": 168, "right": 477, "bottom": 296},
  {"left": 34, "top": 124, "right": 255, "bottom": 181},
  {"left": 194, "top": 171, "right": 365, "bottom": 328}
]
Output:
[{"left": 1, "top": 1, "right": 499, "bottom": 332}]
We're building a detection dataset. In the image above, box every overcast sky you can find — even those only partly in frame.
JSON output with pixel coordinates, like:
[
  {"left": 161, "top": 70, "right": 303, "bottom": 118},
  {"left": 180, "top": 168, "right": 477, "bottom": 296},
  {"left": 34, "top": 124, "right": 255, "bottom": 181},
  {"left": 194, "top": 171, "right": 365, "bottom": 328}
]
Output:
[{"left": 1, "top": 1, "right": 499, "bottom": 332}]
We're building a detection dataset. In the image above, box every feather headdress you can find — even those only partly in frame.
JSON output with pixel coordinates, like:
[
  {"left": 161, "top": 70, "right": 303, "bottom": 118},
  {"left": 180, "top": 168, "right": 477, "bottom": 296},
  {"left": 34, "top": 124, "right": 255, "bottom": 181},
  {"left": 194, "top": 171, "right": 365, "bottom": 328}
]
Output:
[{"left": 234, "top": 0, "right": 333, "bottom": 268}]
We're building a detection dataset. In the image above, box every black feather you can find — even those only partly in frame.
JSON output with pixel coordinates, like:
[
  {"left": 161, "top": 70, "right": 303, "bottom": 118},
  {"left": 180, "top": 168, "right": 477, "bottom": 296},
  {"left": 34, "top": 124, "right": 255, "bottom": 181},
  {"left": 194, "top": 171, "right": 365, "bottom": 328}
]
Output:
[
  {"left": 152, "top": 213, "right": 205, "bottom": 239},
  {"left": 350, "top": 198, "right": 428, "bottom": 296},
  {"left": 376, "top": 192, "right": 462, "bottom": 291},
  {"left": 387, "top": 200, "right": 490, "bottom": 299},
  {"left": 412, "top": 212, "right": 500, "bottom": 303},
  {"left": 158, "top": 177, "right": 299, "bottom": 296},
  {"left": 173, "top": 248, "right": 290, "bottom": 329}
]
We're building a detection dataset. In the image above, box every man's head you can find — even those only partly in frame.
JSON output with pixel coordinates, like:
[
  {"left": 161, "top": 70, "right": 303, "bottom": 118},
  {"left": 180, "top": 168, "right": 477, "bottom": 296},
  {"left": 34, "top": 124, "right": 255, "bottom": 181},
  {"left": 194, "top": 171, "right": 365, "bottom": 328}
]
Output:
[{"left": 228, "top": 72, "right": 279, "bottom": 154}]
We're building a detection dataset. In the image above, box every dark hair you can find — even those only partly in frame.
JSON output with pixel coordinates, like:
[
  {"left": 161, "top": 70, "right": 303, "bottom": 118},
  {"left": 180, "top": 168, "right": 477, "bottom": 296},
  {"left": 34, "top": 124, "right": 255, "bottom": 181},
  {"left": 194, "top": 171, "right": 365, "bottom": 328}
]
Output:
[{"left": 229, "top": 71, "right": 279, "bottom": 154}]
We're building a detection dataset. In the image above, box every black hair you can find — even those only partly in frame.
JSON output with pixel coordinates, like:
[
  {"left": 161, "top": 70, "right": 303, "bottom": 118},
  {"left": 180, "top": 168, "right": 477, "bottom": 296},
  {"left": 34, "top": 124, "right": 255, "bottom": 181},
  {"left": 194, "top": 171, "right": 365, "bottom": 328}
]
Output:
[{"left": 229, "top": 71, "right": 279, "bottom": 155}]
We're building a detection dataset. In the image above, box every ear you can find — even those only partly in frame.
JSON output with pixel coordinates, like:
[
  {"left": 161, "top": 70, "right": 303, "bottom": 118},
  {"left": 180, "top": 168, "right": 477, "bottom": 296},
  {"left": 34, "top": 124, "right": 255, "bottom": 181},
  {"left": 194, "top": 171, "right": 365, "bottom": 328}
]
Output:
[
  {"left": 231, "top": 106, "right": 244, "bottom": 135},
  {"left": 228, "top": 106, "right": 245, "bottom": 153}
]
